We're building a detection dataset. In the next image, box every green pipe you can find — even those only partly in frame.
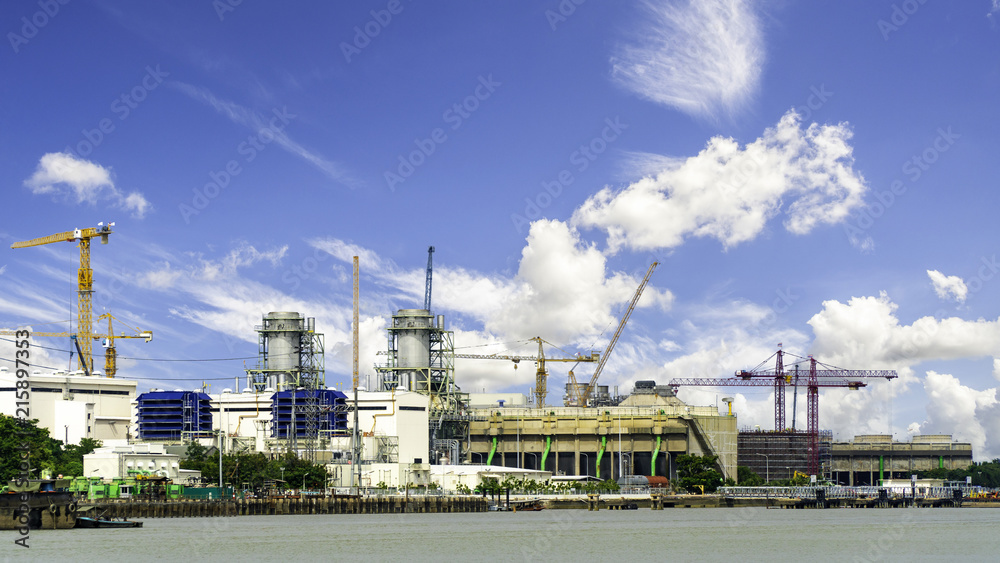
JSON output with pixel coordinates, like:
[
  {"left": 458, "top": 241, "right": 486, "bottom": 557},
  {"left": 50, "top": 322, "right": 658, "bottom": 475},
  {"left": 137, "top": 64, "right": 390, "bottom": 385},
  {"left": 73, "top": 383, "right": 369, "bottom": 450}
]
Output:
[
  {"left": 879, "top": 455, "right": 884, "bottom": 486},
  {"left": 486, "top": 437, "right": 497, "bottom": 466},
  {"left": 596, "top": 436, "right": 607, "bottom": 479},
  {"left": 651, "top": 436, "right": 661, "bottom": 477},
  {"left": 541, "top": 436, "right": 552, "bottom": 471},
  {"left": 939, "top": 456, "right": 944, "bottom": 470}
]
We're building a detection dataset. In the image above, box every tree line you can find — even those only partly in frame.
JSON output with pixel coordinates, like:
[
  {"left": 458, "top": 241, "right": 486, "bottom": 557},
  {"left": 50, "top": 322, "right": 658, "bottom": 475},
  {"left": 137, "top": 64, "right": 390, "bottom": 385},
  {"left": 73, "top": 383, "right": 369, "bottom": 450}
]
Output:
[{"left": 0, "top": 415, "right": 101, "bottom": 483}]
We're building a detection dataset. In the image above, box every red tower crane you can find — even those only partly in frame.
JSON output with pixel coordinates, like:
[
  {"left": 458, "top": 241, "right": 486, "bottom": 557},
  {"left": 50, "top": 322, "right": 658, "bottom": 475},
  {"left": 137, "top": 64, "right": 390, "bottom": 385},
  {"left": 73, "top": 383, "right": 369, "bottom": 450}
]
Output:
[{"left": 670, "top": 348, "right": 897, "bottom": 476}]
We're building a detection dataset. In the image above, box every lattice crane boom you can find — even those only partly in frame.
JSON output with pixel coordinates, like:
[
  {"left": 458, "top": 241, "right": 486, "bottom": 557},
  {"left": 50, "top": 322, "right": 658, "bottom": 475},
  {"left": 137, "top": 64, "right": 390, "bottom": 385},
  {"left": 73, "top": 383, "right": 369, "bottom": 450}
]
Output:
[
  {"left": 451, "top": 336, "right": 598, "bottom": 408},
  {"left": 671, "top": 348, "right": 897, "bottom": 476},
  {"left": 0, "top": 312, "right": 151, "bottom": 377},
  {"left": 569, "top": 261, "right": 658, "bottom": 407},
  {"left": 423, "top": 246, "right": 434, "bottom": 312},
  {"left": 10, "top": 223, "right": 114, "bottom": 372}
]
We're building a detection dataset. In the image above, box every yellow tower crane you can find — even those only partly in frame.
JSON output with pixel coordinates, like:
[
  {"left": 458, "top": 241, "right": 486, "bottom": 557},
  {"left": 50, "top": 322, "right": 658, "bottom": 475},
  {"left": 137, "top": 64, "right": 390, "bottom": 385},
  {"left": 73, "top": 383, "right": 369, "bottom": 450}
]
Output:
[
  {"left": 0, "top": 312, "right": 152, "bottom": 377},
  {"left": 454, "top": 336, "right": 599, "bottom": 408},
  {"left": 10, "top": 222, "right": 115, "bottom": 372}
]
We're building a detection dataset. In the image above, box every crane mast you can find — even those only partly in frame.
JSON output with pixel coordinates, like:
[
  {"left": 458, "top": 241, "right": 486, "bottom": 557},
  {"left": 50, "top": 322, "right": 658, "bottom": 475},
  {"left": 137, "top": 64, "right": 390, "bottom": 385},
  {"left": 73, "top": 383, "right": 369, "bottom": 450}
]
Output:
[{"left": 11, "top": 223, "right": 114, "bottom": 372}]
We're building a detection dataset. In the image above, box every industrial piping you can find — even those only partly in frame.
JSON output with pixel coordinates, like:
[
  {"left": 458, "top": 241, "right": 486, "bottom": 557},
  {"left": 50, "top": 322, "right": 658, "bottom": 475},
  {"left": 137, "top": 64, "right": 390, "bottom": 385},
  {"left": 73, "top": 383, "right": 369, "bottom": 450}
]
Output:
[
  {"left": 651, "top": 436, "right": 661, "bottom": 477},
  {"left": 486, "top": 437, "right": 498, "bottom": 466},
  {"left": 541, "top": 436, "right": 551, "bottom": 472},
  {"left": 596, "top": 436, "right": 606, "bottom": 479}
]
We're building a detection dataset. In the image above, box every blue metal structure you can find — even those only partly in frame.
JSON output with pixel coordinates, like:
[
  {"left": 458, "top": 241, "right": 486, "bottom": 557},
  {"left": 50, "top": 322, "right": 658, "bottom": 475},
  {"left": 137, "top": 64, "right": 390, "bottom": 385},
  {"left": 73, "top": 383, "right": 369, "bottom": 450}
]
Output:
[
  {"left": 270, "top": 388, "right": 347, "bottom": 438},
  {"left": 136, "top": 391, "right": 213, "bottom": 440}
]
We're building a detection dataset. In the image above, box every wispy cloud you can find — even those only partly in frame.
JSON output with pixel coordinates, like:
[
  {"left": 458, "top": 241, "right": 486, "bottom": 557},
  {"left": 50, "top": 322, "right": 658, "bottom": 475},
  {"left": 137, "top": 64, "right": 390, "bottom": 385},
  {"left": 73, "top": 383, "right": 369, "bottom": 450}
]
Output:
[
  {"left": 172, "top": 82, "right": 359, "bottom": 188},
  {"left": 927, "top": 269, "right": 968, "bottom": 304},
  {"left": 611, "top": 0, "right": 763, "bottom": 120},
  {"left": 23, "top": 152, "right": 151, "bottom": 218}
]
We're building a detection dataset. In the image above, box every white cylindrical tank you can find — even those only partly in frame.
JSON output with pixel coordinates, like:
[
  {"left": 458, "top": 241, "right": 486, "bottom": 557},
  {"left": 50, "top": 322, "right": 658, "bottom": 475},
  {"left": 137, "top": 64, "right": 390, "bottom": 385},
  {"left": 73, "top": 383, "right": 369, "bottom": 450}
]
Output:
[
  {"left": 394, "top": 309, "right": 433, "bottom": 392},
  {"left": 263, "top": 311, "right": 303, "bottom": 389}
]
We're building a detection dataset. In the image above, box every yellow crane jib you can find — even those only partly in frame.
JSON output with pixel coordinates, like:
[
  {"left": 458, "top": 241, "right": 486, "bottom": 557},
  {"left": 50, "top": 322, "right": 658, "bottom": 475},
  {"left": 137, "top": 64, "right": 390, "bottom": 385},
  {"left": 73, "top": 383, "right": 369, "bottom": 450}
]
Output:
[
  {"left": 0, "top": 312, "right": 151, "bottom": 378},
  {"left": 11, "top": 222, "right": 115, "bottom": 372}
]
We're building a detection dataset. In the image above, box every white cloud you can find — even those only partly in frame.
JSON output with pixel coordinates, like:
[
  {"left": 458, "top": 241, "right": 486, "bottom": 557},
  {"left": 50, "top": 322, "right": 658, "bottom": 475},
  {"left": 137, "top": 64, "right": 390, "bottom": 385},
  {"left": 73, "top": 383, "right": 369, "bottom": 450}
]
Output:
[
  {"left": 922, "top": 371, "right": 997, "bottom": 456},
  {"left": 809, "top": 292, "right": 1000, "bottom": 371},
  {"left": 927, "top": 269, "right": 968, "bottom": 303},
  {"left": 661, "top": 299, "right": 811, "bottom": 430},
  {"left": 802, "top": 291, "right": 1000, "bottom": 455},
  {"left": 611, "top": 0, "right": 763, "bottom": 120},
  {"left": 572, "top": 110, "right": 868, "bottom": 253},
  {"left": 172, "top": 82, "right": 358, "bottom": 188},
  {"left": 485, "top": 220, "right": 673, "bottom": 344},
  {"left": 23, "top": 152, "right": 152, "bottom": 218},
  {"left": 305, "top": 221, "right": 676, "bottom": 394}
]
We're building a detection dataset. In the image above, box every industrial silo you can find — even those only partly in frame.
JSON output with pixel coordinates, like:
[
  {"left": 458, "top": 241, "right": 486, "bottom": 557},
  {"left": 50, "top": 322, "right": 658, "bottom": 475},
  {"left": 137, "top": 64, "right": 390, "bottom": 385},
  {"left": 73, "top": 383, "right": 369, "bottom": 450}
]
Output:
[
  {"left": 394, "top": 309, "right": 433, "bottom": 391},
  {"left": 261, "top": 311, "right": 303, "bottom": 389},
  {"left": 247, "top": 312, "right": 323, "bottom": 392}
]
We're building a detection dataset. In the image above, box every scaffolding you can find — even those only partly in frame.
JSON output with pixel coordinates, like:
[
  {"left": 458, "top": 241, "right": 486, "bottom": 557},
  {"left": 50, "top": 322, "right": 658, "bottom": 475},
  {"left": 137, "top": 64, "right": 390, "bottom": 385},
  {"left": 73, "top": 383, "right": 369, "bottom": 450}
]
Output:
[{"left": 737, "top": 428, "right": 833, "bottom": 481}]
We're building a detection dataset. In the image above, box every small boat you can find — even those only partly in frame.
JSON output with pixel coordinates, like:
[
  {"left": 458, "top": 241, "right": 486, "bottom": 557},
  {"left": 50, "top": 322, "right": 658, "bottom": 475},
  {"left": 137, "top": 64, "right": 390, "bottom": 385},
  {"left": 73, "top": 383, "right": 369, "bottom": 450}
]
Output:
[
  {"left": 75, "top": 516, "right": 143, "bottom": 528},
  {"left": 510, "top": 499, "right": 545, "bottom": 511}
]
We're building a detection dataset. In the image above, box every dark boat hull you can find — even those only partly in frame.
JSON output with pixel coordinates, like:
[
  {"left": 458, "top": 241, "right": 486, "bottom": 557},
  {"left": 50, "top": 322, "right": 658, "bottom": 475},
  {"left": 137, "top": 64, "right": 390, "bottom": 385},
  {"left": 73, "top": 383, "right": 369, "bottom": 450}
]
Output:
[
  {"left": 0, "top": 491, "right": 77, "bottom": 530},
  {"left": 75, "top": 517, "right": 143, "bottom": 528}
]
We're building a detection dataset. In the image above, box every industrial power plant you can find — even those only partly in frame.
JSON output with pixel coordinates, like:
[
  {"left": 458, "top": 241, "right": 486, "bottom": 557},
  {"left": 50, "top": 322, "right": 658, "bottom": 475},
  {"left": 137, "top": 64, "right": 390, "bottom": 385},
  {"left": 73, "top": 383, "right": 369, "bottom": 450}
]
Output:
[{"left": 0, "top": 234, "right": 975, "bottom": 495}]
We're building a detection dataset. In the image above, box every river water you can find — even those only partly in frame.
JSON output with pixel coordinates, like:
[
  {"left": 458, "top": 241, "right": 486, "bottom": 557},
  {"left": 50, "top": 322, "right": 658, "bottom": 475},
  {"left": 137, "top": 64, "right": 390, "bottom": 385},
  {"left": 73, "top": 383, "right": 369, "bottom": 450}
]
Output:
[{"left": 3, "top": 507, "right": 998, "bottom": 562}]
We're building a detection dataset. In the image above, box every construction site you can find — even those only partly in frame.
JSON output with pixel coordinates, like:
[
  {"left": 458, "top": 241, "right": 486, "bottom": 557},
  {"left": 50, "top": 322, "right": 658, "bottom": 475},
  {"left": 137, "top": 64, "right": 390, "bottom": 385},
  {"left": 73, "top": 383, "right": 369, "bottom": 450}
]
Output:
[{"left": 0, "top": 228, "right": 974, "bottom": 490}]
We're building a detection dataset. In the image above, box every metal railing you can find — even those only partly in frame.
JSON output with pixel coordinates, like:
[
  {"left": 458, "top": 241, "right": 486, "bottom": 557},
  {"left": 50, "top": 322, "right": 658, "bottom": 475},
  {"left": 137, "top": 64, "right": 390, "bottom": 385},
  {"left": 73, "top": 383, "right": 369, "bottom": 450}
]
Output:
[{"left": 719, "top": 485, "right": 976, "bottom": 499}]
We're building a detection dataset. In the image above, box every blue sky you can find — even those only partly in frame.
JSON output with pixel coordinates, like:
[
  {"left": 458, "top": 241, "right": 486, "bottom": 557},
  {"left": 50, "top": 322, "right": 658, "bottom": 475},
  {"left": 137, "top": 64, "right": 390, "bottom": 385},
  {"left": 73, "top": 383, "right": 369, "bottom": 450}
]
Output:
[{"left": 3, "top": 1, "right": 1000, "bottom": 458}]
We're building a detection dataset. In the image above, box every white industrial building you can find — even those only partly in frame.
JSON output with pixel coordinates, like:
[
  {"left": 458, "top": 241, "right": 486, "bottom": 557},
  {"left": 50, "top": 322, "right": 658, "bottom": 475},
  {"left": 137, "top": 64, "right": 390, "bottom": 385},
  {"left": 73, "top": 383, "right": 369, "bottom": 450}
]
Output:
[
  {"left": 0, "top": 366, "right": 136, "bottom": 445},
  {"left": 430, "top": 465, "right": 551, "bottom": 492},
  {"left": 83, "top": 442, "right": 201, "bottom": 484},
  {"left": 210, "top": 388, "right": 273, "bottom": 453}
]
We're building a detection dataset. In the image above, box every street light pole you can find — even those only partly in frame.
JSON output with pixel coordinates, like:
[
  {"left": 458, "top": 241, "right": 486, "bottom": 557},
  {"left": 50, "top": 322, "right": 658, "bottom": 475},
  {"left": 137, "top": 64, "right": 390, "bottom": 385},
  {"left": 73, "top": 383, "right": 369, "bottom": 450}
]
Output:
[
  {"left": 218, "top": 430, "right": 223, "bottom": 489},
  {"left": 304, "top": 473, "right": 309, "bottom": 491}
]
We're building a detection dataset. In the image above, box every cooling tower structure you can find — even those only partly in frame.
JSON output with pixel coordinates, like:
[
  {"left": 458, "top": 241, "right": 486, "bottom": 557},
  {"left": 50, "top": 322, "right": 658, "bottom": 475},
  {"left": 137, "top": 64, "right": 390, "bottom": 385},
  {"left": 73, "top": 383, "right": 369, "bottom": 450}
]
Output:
[
  {"left": 245, "top": 312, "right": 327, "bottom": 461},
  {"left": 377, "top": 309, "right": 463, "bottom": 414},
  {"left": 246, "top": 312, "right": 324, "bottom": 392}
]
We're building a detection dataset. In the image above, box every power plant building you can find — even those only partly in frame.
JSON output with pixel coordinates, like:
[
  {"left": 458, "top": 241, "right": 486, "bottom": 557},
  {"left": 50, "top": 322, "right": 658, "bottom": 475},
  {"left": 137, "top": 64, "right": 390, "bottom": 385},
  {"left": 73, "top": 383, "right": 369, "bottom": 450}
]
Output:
[
  {"left": 467, "top": 403, "right": 738, "bottom": 481},
  {"left": 0, "top": 366, "right": 136, "bottom": 444},
  {"left": 830, "top": 434, "right": 974, "bottom": 486}
]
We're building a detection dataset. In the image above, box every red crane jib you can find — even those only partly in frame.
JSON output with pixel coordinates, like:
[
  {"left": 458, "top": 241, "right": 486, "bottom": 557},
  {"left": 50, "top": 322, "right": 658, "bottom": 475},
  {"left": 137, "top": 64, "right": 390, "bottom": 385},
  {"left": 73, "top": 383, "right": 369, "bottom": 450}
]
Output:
[{"left": 669, "top": 350, "right": 897, "bottom": 477}]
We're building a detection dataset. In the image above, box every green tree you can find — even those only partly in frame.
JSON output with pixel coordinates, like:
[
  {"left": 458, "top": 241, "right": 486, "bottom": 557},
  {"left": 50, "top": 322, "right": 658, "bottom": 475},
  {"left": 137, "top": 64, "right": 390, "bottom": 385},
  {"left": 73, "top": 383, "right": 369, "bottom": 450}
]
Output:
[
  {"left": 56, "top": 437, "right": 102, "bottom": 477},
  {"left": 737, "top": 465, "right": 763, "bottom": 486},
  {"left": 600, "top": 479, "right": 620, "bottom": 493},
  {"left": 676, "top": 454, "right": 724, "bottom": 493},
  {"left": 1, "top": 416, "right": 62, "bottom": 483}
]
